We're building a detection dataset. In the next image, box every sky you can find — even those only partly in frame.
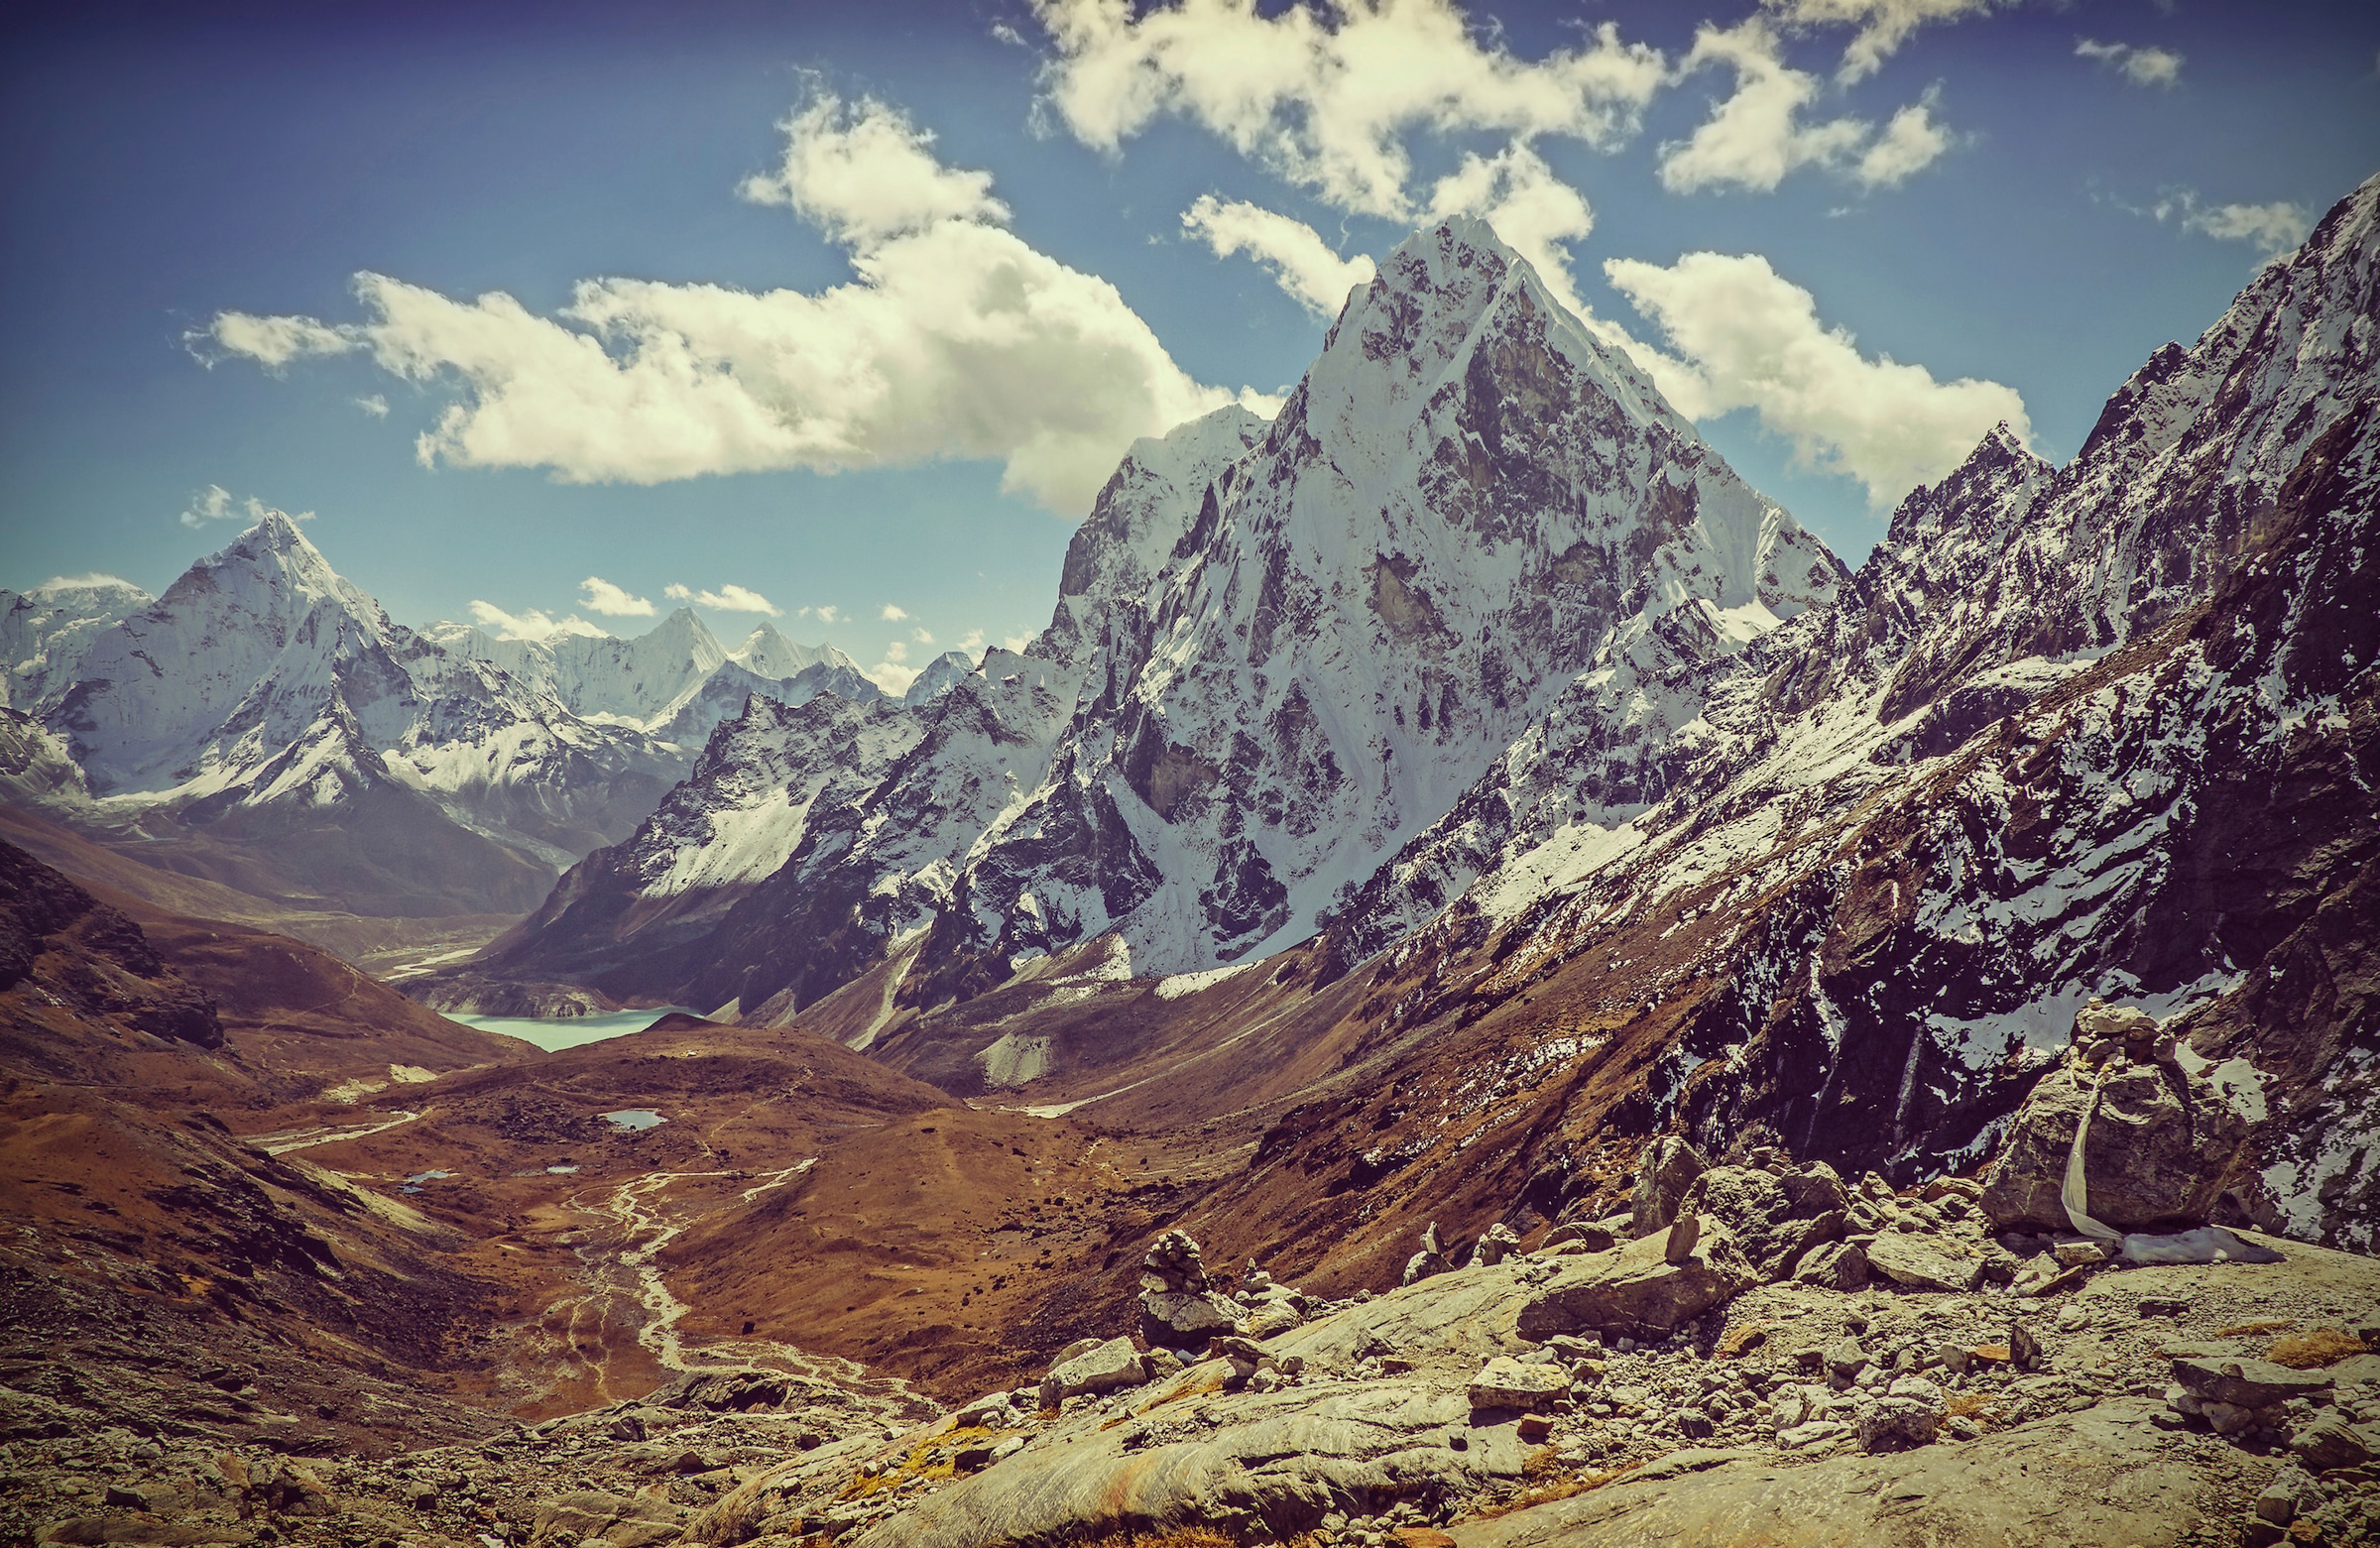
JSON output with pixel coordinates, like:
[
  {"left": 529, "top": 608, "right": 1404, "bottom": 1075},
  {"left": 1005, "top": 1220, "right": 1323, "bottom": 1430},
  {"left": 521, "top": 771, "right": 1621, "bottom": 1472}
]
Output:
[{"left": 2, "top": 0, "right": 2374, "bottom": 691}]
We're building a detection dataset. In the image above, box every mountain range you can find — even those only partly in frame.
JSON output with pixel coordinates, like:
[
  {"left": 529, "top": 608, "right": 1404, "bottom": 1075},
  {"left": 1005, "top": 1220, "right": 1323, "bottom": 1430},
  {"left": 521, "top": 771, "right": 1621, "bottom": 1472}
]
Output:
[
  {"left": 5, "top": 178, "right": 2375, "bottom": 1260},
  {"left": 0, "top": 528, "right": 987, "bottom": 930}
]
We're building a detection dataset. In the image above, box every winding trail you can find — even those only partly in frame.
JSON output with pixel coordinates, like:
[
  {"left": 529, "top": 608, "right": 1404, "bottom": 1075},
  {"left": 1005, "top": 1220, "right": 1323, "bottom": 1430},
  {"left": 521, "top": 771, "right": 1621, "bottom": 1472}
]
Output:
[{"left": 252, "top": 1109, "right": 424, "bottom": 1154}]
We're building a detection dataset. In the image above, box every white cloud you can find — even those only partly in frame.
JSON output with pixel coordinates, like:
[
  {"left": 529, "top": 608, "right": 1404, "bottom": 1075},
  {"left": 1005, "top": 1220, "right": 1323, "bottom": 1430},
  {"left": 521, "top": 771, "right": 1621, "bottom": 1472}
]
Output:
[
  {"left": 205, "top": 312, "right": 354, "bottom": 370},
  {"left": 664, "top": 581, "right": 781, "bottom": 615},
  {"left": 1424, "top": 143, "right": 1596, "bottom": 310},
  {"left": 1854, "top": 90, "right": 1950, "bottom": 188},
  {"left": 880, "top": 603, "right": 910, "bottom": 621},
  {"left": 912, "top": 626, "right": 936, "bottom": 645},
  {"left": 204, "top": 92, "right": 1268, "bottom": 517},
  {"left": 863, "top": 636, "right": 919, "bottom": 694},
  {"left": 1604, "top": 250, "right": 2032, "bottom": 510},
  {"left": 2077, "top": 39, "right": 2184, "bottom": 88},
  {"left": 2150, "top": 189, "right": 2311, "bottom": 257},
  {"left": 797, "top": 603, "right": 843, "bottom": 625},
  {"left": 1660, "top": 18, "right": 1952, "bottom": 195},
  {"left": 957, "top": 627, "right": 987, "bottom": 655},
  {"left": 467, "top": 600, "right": 605, "bottom": 643},
  {"left": 1002, "top": 632, "right": 1035, "bottom": 653},
  {"left": 179, "top": 484, "right": 314, "bottom": 530},
  {"left": 1763, "top": 0, "right": 1996, "bottom": 84},
  {"left": 1181, "top": 195, "right": 1375, "bottom": 317},
  {"left": 739, "top": 90, "right": 1010, "bottom": 247},
  {"left": 884, "top": 640, "right": 909, "bottom": 663},
  {"left": 1031, "top": 0, "right": 1667, "bottom": 221},
  {"left": 577, "top": 575, "right": 654, "bottom": 617},
  {"left": 355, "top": 394, "right": 390, "bottom": 417}
]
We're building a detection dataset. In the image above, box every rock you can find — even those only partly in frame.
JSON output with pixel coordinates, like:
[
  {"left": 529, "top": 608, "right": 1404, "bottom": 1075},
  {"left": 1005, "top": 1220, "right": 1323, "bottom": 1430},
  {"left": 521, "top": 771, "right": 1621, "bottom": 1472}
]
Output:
[
  {"left": 1517, "top": 1216, "right": 1759, "bottom": 1343},
  {"left": 1863, "top": 1231, "right": 1988, "bottom": 1292},
  {"left": 1791, "top": 1239, "right": 1869, "bottom": 1292},
  {"left": 1978, "top": 1027, "right": 2249, "bottom": 1235},
  {"left": 529, "top": 1490, "right": 686, "bottom": 1548},
  {"left": 2170, "top": 1356, "right": 2333, "bottom": 1410},
  {"left": 1402, "top": 1222, "right": 1456, "bottom": 1285},
  {"left": 607, "top": 1412, "right": 647, "bottom": 1443},
  {"left": 1825, "top": 1340, "right": 1870, "bottom": 1380},
  {"left": 2009, "top": 1324, "right": 2045, "bottom": 1372},
  {"left": 953, "top": 1391, "right": 1015, "bottom": 1428},
  {"left": 1243, "top": 1298, "right": 1304, "bottom": 1340},
  {"left": 1046, "top": 1337, "right": 1146, "bottom": 1401},
  {"left": 2289, "top": 1413, "right": 2377, "bottom": 1472},
  {"left": 1857, "top": 1377, "right": 1947, "bottom": 1453},
  {"left": 1469, "top": 1357, "right": 1572, "bottom": 1411},
  {"left": 1631, "top": 1136, "right": 1708, "bottom": 1238},
  {"left": 1515, "top": 1414, "right": 1555, "bottom": 1442},
  {"left": 1547, "top": 1222, "right": 1618, "bottom": 1252},
  {"left": 2052, "top": 1237, "right": 2114, "bottom": 1267},
  {"left": 1663, "top": 1213, "right": 1703, "bottom": 1265},
  {"left": 1468, "top": 1223, "right": 1522, "bottom": 1268},
  {"left": 1142, "top": 1229, "right": 1212, "bottom": 1293},
  {"left": 100, "top": 1486, "right": 149, "bottom": 1511},
  {"left": 2254, "top": 1466, "right": 2321, "bottom": 1526},
  {"left": 1677, "top": 1163, "right": 1848, "bottom": 1281}
]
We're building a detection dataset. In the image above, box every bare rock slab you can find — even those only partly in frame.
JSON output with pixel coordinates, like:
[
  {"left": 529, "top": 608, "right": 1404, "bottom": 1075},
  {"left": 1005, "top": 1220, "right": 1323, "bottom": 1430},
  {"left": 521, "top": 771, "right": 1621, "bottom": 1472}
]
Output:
[{"left": 1517, "top": 1218, "right": 1759, "bottom": 1343}]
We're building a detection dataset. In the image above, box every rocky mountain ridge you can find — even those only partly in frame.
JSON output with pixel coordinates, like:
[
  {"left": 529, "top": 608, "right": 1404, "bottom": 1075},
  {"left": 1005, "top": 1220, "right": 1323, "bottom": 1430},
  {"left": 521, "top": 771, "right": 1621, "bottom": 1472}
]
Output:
[
  {"left": 476, "top": 215, "right": 1844, "bottom": 1020},
  {"left": 0, "top": 522, "right": 953, "bottom": 925}
]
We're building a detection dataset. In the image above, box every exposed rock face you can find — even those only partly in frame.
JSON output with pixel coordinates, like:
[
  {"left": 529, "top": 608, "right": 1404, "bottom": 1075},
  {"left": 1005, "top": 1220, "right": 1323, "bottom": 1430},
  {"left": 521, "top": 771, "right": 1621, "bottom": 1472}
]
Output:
[
  {"left": 1137, "top": 1230, "right": 1243, "bottom": 1351},
  {"left": 487, "top": 216, "right": 1843, "bottom": 1033},
  {"left": 1288, "top": 176, "right": 2380, "bottom": 1251},
  {"left": 1469, "top": 1356, "right": 1571, "bottom": 1411}
]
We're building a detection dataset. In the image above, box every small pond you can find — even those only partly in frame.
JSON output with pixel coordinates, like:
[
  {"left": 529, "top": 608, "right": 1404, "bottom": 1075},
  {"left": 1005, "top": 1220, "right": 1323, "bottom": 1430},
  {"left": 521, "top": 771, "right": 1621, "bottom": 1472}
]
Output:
[{"left": 600, "top": 1109, "right": 666, "bottom": 1131}]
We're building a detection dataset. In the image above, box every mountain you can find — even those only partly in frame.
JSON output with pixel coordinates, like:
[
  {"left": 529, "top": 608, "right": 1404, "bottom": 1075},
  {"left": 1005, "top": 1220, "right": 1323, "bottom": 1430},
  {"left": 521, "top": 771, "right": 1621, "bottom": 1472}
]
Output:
[
  {"left": 1253, "top": 172, "right": 2380, "bottom": 1250},
  {"left": 486, "top": 217, "right": 1844, "bottom": 1021},
  {"left": 1, "top": 573, "right": 154, "bottom": 711},
  {"left": 0, "top": 520, "right": 917, "bottom": 930},
  {"left": 9, "top": 517, "right": 677, "bottom": 915},
  {"left": 903, "top": 649, "right": 977, "bottom": 707}
]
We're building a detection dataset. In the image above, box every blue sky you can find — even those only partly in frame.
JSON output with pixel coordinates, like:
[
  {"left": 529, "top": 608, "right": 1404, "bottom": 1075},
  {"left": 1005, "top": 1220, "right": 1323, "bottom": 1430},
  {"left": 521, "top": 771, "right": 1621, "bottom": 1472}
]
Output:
[{"left": 3, "top": 0, "right": 2374, "bottom": 688}]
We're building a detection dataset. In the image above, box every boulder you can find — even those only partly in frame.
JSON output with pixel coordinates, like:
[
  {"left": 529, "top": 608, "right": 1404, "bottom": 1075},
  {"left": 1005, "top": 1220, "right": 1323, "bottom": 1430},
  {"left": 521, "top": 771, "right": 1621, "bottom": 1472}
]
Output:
[
  {"left": 1791, "top": 1239, "right": 1868, "bottom": 1292},
  {"left": 2169, "top": 1356, "right": 2332, "bottom": 1410},
  {"left": 1469, "top": 1357, "right": 1572, "bottom": 1411},
  {"left": 1517, "top": 1216, "right": 1759, "bottom": 1343},
  {"left": 1468, "top": 1223, "right": 1522, "bottom": 1268},
  {"left": 1631, "top": 1136, "right": 1708, "bottom": 1238},
  {"left": 1045, "top": 1337, "right": 1146, "bottom": 1402},
  {"left": 1243, "top": 1297, "right": 1304, "bottom": 1340},
  {"left": 1979, "top": 1028, "right": 2249, "bottom": 1235},
  {"left": 2289, "top": 1414, "right": 2377, "bottom": 1473},
  {"left": 1678, "top": 1163, "right": 1847, "bottom": 1280},
  {"left": 1402, "top": 1222, "right": 1456, "bottom": 1285},
  {"left": 1140, "top": 1289, "right": 1244, "bottom": 1352},
  {"left": 1863, "top": 1232, "right": 1989, "bottom": 1293},
  {"left": 1856, "top": 1376, "right": 1947, "bottom": 1453}
]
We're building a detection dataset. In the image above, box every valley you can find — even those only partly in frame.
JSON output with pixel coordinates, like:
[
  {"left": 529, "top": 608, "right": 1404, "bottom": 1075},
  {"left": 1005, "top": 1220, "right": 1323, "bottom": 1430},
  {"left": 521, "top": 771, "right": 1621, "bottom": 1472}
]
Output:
[{"left": 3, "top": 167, "right": 2377, "bottom": 1548}]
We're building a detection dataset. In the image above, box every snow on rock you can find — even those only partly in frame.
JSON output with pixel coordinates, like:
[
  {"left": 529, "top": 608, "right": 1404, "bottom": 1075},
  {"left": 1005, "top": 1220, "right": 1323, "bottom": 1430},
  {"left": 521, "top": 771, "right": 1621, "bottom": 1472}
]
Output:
[{"left": 2, "top": 575, "right": 153, "bottom": 713}]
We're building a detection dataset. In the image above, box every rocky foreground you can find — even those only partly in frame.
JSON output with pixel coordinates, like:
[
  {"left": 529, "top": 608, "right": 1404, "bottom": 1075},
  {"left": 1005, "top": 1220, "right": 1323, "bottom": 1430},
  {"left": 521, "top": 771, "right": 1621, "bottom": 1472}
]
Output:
[{"left": 6, "top": 1050, "right": 2377, "bottom": 1548}]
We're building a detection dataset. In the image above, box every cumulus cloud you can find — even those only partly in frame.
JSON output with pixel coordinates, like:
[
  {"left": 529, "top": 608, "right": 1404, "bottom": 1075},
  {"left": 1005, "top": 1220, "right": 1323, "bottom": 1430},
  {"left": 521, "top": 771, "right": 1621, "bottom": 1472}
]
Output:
[
  {"left": 577, "top": 576, "right": 654, "bottom": 617},
  {"left": 1181, "top": 195, "right": 1375, "bottom": 317},
  {"left": 880, "top": 603, "right": 910, "bottom": 621},
  {"left": 912, "top": 626, "right": 936, "bottom": 645},
  {"left": 863, "top": 637, "right": 919, "bottom": 695},
  {"left": 202, "top": 92, "right": 1267, "bottom": 516},
  {"left": 1604, "top": 250, "right": 2031, "bottom": 509},
  {"left": 1659, "top": 18, "right": 1949, "bottom": 194},
  {"left": 179, "top": 484, "right": 313, "bottom": 530},
  {"left": 1032, "top": 0, "right": 1667, "bottom": 220},
  {"left": 664, "top": 581, "right": 780, "bottom": 615},
  {"left": 467, "top": 600, "right": 605, "bottom": 643},
  {"left": 796, "top": 604, "right": 842, "bottom": 625},
  {"left": 1763, "top": 0, "right": 1996, "bottom": 83},
  {"left": 957, "top": 628, "right": 987, "bottom": 655},
  {"left": 2150, "top": 189, "right": 2311, "bottom": 257},
  {"left": 1855, "top": 91, "right": 1951, "bottom": 188},
  {"left": 355, "top": 394, "right": 390, "bottom": 417},
  {"left": 2077, "top": 39, "right": 2184, "bottom": 88}
]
